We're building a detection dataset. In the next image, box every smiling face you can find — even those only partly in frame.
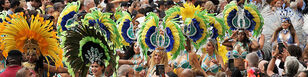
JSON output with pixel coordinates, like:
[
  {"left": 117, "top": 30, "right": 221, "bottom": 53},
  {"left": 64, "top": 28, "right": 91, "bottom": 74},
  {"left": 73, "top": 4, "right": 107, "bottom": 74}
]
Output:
[
  {"left": 205, "top": 42, "right": 214, "bottom": 54},
  {"left": 91, "top": 62, "right": 104, "bottom": 76},
  {"left": 237, "top": 31, "right": 246, "bottom": 42},
  {"left": 154, "top": 52, "right": 163, "bottom": 64},
  {"left": 281, "top": 20, "right": 290, "bottom": 29},
  {"left": 2, "top": 0, "right": 10, "bottom": 9}
]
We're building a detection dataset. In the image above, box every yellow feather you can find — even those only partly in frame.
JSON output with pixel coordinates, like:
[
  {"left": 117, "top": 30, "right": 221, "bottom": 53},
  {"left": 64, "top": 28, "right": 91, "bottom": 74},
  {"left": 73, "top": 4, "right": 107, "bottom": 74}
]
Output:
[
  {"left": 195, "top": 18, "right": 207, "bottom": 43},
  {"left": 180, "top": 3, "right": 201, "bottom": 20},
  {"left": 0, "top": 14, "right": 63, "bottom": 67}
]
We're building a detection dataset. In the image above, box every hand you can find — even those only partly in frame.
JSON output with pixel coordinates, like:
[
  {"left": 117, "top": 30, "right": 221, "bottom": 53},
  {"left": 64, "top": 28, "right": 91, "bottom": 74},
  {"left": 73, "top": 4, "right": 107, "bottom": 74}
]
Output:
[
  {"left": 245, "top": 30, "right": 252, "bottom": 37},
  {"left": 272, "top": 45, "right": 280, "bottom": 58},
  {"left": 211, "top": 59, "right": 218, "bottom": 65},
  {"left": 231, "top": 31, "right": 238, "bottom": 39},
  {"left": 137, "top": 58, "right": 144, "bottom": 65},
  {"left": 281, "top": 48, "right": 290, "bottom": 62}
]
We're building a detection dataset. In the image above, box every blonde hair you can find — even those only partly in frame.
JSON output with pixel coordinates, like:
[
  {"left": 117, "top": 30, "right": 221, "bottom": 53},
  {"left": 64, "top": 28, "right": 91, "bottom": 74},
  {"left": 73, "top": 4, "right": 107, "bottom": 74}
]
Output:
[{"left": 147, "top": 50, "right": 168, "bottom": 75}]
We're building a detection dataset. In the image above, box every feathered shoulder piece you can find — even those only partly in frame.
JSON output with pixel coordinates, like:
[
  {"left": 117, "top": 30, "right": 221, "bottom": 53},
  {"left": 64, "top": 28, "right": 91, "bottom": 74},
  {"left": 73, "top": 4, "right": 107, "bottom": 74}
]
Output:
[
  {"left": 83, "top": 8, "right": 122, "bottom": 48},
  {"left": 57, "top": 1, "right": 80, "bottom": 33},
  {"left": 204, "top": 12, "right": 227, "bottom": 41},
  {"left": 223, "top": 1, "right": 264, "bottom": 37},
  {"left": 164, "top": 6, "right": 181, "bottom": 22},
  {"left": 0, "top": 13, "right": 63, "bottom": 68},
  {"left": 138, "top": 13, "right": 185, "bottom": 59},
  {"left": 179, "top": 3, "right": 210, "bottom": 49},
  {"left": 0, "top": 11, "right": 7, "bottom": 22},
  {"left": 62, "top": 25, "right": 118, "bottom": 77},
  {"left": 116, "top": 11, "right": 136, "bottom": 46}
]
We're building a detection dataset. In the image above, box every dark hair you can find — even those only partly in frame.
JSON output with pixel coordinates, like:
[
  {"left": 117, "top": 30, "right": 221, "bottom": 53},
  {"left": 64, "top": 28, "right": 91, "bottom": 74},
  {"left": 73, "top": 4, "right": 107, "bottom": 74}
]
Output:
[
  {"left": 122, "top": 43, "right": 135, "bottom": 60},
  {"left": 194, "top": 0, "right": 204, "bottom": 6},
  {"left": 14, "top": 7, "right": 24, "bottom": 13},
  {"left": 272, "top": 19, "right": 296, "bottom": 43},
  {"left": 167, "top": 72, "right": 178, "bottom": 77},
  {"left": 10, "top": 0, "right": 20, "bottom": 8},
  {"left": 287, "top": 45, "right": 302, "bottom": 59},
  {"left": 7, "top": 50, "right": 23, "bottom": 65},
  {"left": 105, "top": 3, "right": 114, "bottom": 13},
  {"left": 0, "top": 0, "right": 5, "bottom": 11},
  {"left": 231, "top": 68, "right": 243, "bottom": 77}
]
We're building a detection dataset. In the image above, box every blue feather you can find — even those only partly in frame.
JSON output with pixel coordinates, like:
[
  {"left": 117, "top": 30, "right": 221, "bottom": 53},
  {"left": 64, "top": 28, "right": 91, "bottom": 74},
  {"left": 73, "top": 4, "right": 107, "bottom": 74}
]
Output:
[
  {"left": 227, "top": 9, "right": 237, "bottom": 30},
  {"left": 122, "top": 19, "right": 134, "bottom": 44},
  {"left": 0, "top": 19, "right": 2, "bottom": 23},
  {"left": 244, "top": 10, "right": 256, "bottom": 31},
  {"left": 98, "top": 20, "right": 111, "bottom": 39},
  {"left": 88, "top": 20, "right": 96, "bottom": 26},
  {"left": 211, "top": 24, "right": 218, "bottom": 39},
  {"left": 145, "top": 26, "right": 156, "bottom": 49},
  {"left": 165, "top": 27, "right": 174, "bottom": 52},
  {"left": 189, "top": 18, "right": 203, "bottom": 42},
  {"left": 60, "top": 11, "right": 77, "bottom": 31},
  {"left": 175, "top": 15, "right": 180, "bottom": 21}
]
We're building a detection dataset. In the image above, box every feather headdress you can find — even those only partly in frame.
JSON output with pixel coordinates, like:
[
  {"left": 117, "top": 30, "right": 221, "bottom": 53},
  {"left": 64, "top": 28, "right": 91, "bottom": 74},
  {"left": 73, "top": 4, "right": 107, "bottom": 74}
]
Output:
[
  {"left": 0, "top": 13, "right": 63, "bottom": 70},
  {"left": 57, "top": 1, "right": 80, "bottom": 33},
  {"left": 204, "top": 12, "right": 227, "bottom": 40},
  {"left": 138, "top": 13, "right": 185, "bottom": 60},
  {"left": 116, "top": 11, "right": 136, "bottom": 46},
  {"left": 82, "top": 8, "right": 122, "bottom": 48},
  {"left": 179, "top": 3, "right": 210, "bottom": 49},
  {"left": 62, "top": 24, "right": 118, "bottom": 77},
  {"left": 223, "top": 1, "right": 264, "bottom": 37}
]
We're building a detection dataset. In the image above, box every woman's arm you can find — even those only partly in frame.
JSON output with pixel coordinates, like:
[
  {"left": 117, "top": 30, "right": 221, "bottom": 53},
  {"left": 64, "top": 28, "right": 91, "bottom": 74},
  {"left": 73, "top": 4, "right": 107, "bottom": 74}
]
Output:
[
  {"left": 294, "top": 33, "right": 300, "bottom": 45},
  {"left": 259, "top": 34, "right": 265, "bottom": 49},
  {"left": 267, "top": 46, "right": 279, "bottom": 76},
  {"left": 222, "top": 37, "right": 234, "bottom": 47},
  {"left": 218, "top": 55, "right": 225, "bottom": 72},
  {"left": 43, "top": 63, "right": 68, "bottom": 73}
]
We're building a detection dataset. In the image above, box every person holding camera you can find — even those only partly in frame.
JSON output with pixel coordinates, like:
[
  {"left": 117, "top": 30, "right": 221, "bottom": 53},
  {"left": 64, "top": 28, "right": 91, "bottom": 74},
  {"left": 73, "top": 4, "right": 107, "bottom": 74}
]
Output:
[{"left": 267, "top": 44, "right": 300, "bottom": 77}]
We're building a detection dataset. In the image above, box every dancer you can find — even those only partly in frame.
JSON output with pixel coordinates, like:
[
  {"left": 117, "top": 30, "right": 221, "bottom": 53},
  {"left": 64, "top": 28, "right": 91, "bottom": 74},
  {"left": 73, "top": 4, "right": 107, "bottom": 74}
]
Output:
[{"left": 0, "top": 13, "right": 65, "bottom": 76}]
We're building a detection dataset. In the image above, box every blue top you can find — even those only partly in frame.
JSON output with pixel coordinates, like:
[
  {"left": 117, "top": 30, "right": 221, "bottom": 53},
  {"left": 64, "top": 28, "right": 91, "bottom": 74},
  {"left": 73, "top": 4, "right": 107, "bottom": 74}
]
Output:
[
  {"left": 173, "top": 51, "right": 191, "bottom": 69},
  {"left": 201, "top": 53, "right": 220, "bottom": 73},
  {"left": 277, "top": 30, "right": 294, "bottom": 45}
]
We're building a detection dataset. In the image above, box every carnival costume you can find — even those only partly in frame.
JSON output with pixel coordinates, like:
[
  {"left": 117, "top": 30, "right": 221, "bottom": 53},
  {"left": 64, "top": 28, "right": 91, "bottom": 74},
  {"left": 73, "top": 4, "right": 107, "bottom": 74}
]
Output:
[
  {"left": 223, "top": 1, "right": 263, "bottom": 58},
  {"left": 138, "top": 12, "right": 185, "bottom": 60},
  {"left": 115, "top": 11, "right": 136, "bottom": 46},
  {"left": 61, "top": 15, "right": 118, "bottom": 77},
  {"left": 262, "top": 4, "right": 304, "bottom": 51},
  {"left": 165, "top": 3, "right": 229, "bottom": 65},
  {"left": 0, "top": 13, "right": 63, "bottom": 76},
  {"left": 60, "top": 6, "right": 119, "bottom": 76}
]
